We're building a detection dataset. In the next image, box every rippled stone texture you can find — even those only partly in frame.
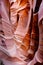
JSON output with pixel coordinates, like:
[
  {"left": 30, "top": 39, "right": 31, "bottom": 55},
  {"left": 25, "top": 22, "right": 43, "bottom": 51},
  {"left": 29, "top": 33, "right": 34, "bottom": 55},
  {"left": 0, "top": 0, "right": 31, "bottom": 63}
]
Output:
[{"left": 0, "top": 0, "right": 43, "bottom": 65}]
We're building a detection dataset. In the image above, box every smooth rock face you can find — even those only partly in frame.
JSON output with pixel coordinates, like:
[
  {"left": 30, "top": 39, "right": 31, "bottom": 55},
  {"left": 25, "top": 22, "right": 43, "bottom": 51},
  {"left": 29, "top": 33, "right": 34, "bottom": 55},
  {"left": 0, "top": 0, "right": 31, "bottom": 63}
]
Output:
[
  {"left": 36, "top": 1, "right": 43, "bottom": 62},
  {"left": 0, "top": 0, "right": 43, "bottom": 65}
]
